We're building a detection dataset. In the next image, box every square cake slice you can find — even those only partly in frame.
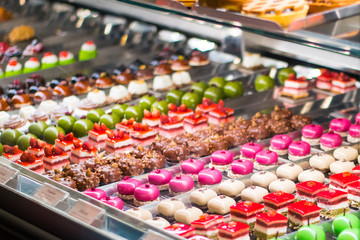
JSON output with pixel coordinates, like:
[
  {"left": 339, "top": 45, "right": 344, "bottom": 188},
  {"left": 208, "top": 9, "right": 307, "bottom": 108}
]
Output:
[
  {"left": 191, "top": 214, "right": 224, "bottom": 239},
  {"left": 254, "top": 211, "right": 288, "bottom": 239},
  {"left": 165, "top": 223, "right": 195, "bottom": 238},
  {"left": 218, "top": 221, "right": 250, "bottom": 240},
  {"left": 347, "top": 181, "right": 360, "bottom": 209},
  {"left": 329, "top": 172, "right": 360, "bottom": 191},
  {"left": 230, "top": 201, "right": 264, "bottom": 230},
  {"left": 295, "top": 181, "right": 327, "bottom": 202},
  {"left": 287, "top": 200, "right": 321, "bottom": 229},
  {"left": 263, "top": 191, "right": 295, "bottom": 215},
  {"left": 316, "top": 189, "right": 349, "bottom": 219}
]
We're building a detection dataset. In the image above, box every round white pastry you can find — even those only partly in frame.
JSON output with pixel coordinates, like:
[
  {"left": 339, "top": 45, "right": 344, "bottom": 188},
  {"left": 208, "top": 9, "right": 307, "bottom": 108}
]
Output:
[
  {"left": 269, "top": 178, "right": 296, "bottom": 193},
  {"left": 41, "top": 54, "right": 58, "bottom": 64},
  {"left": 24, "top": 58, "right": 40, "bottom": 69},
  {"left": 128, "top": 80, "right": 148, "bottom": 95},
  {"left": 59, "top": 51, "right": 74, "bottom": 62},
  {"left": 6, "top": 61, "right": 22, "bottom": 72},
  {"left": 157, "top": 198, "right": 185, "bottom": 217},
  {"left": 38, "top": 100, "right": 58, "bottom": 114},
  {"left": 190, "top": 188, "right": 217, "bottom": 207},
  {"left": 330, "top": 160, "right": 356, "bottom": 174},
  {"left": 276, "top": 163, "right": 303, "bottom": 181},
  {"left": 81, "top": 41, "right": 96, "bottom": 51},
  {"left": 333, "top": 146, "right": 358, "bottom": 161},
  {"left": 251, "top": 171, "right": 277, "bottom": 188},
  {"left": 172, "top": 71, "right": 191, "bottom": 86},
  {"left": 62, "top": 96, "right": 80, "bottom": 111},
  {"left": 152, "top": 75, "right": 173, "bottom": 91},
  {"left": 174, "top": 207, "right": 203, "bottom": 225},
  {"left": 125, "top": 207, "right": 152, "bottom": 220},
  {"left": 0, "top": 111, "right": 10, "bottom": 128},
  {"left": 87, "top": 89, "right": 107, "bottom": 106},
  {"left": 145, "top": 217, "right": 170, "bottom": 228},
  {"left": 309, "top": 153, "right": 335, "bottom": 170},
  {"left": 19, "top": 106, "right": 36, "bottom": 120},
  {"left": 207, "top": 195, "right": 236, "bottom": 215},
  {"left": 108, "top": 85, "right": 131, "bottom": 102},
  {"left": 242, "top": 52, "right": 262, "bottom": 69},
  {"left": 217, "top": 179, "right": 245, "bottom": 197},
  {"left": 240, "top": 186, "right": 268, "bottom": 203},
  {"left": 297, "top": 168, "right": 325, "bottom": 183}
]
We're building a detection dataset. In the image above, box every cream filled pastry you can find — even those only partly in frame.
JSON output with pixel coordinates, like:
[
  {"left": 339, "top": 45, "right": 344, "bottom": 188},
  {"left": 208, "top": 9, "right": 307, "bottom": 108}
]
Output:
[
  {"left": 330, "top": 160, "right": 356, "bottom": 174},
  {"left": 190, "top": 188, "right": 217, "bottom": 207},
  {"left": 276, "top": 163, "right": 303, "bottom": 181},
  {"left": 297, "top": 168, "right": 325, "bottom": 183},
  {"left": 333, "top": 146, "right": 358, "bottom": 161},
  {"left": 240, "top": 186, "right": 268, "bottom": 203},
  {"left": 128, "top": 80, "right": 148, "bottom": 96},
  {"left": 269, "top": 178, "right": 296, "bottom": 194},
  {"left": 38, "top": 100, "right": 58, "bottom": 114},
  {"left": 174, "top": 207, "right": 203, "bottom": 225},
  {"left": 87, "top": 89, "right": 107, "bottom": 106},
  {"left": 208, "top": 195, "right": 236, "bottom": 215},
  {"left": 62, "top": 96, "right": 80, "bottom": 111},
  {"left": 251, "top": 171, "right": 277, "bottom": 188},
  {"left": 19, "top": 105, "right": 36, "bottom": 120},
  {"left": 217, "top": 179, "right": 245, "bottom": 197},
  {"left": 145, "top": 217, "right": 170, "bottom": 228},
  {"left": 152, "top": 75, "right": 173, "bottom": 91},
  {"left": 0, "top": 111, "right": 10, "bottom": 128},
  {"left": 108, "top": 85, "right": 131, "bottom": 103},
  {"left": 309, "top": 153, "right": 335, "bottom": 171},
  {"left": 172, "top": 71, "right": 191, "bottom": 86},
  {"left": 158, "top": 198, "right": 186, "bottom": 218},
  {"left": 125, "top": 207, "right": 152, "bottom": 220}
]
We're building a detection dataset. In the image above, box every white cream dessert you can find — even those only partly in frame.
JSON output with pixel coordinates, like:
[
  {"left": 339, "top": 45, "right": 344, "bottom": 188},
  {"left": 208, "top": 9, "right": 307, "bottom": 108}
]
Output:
[
  {"left": 152, "top": 75, "right": 173, "bottom": 91},
  {"left": 269, "top": 178, "right": 296, "bottom": 194},
  {"left": 241, "top": 186, "right": 268, "bottom": 203},
  {"left": 87, "top": 89, "right": 107, "bottom": 106},
  {"left": 0, "top": 111, "right": 10, "bottom": 128},
  {"left": 41, "top": 52, "right": 58, "bottom": 65},
  {"left": 62, "top": 96, "right": 80, "bottom": 111},
  {"left": 59, "top": 51, "right": 75, "bottom": 63},
  {"left": 242, "top": 52, "right": 263, "bottom": 69},
  {"left": 208, "top": 195, "right": 236, "bottom": 215},
  {"left": 217, "top": 179, "right": 245, "bottom": 197},
  {"left": 24, "top": 57, "right": 40, "bottom": 70},
  {"left": 174, "top": 207, "right": 203, "bottom": 225},
  {"left": 172, "top": 71, "right": 191, "bottom": 86},
  {"left": 309, "top": 153, "right": 335, "bottom": 171},
  {"left": 330, "top": 160, "right": 356, "bottom": 174},
  {"left": 128, "top": 80, "right": 148, "bottom": 95},
  {"left": 108, "top": 85, "right": 131, "bottom": 103},
  {"left": 251, "top": 171, "right": 277, "bottom": 188},
  {"left": 19, "top": 106, "right": 36, "bottom": 120},
  {"left": 6, "top": 60, "right": 22, "bottom": 73},
  {"left": 276, "top": 163, "right": 303, "bottom": 181},
  {"left": 333, "top": 146, "right": 358, "bottom": 161},
  {"left": 298, "top": 169, "right": 325, "bottom": 183},
  {"left": 145, "top": 217, "right": 170, "bottom": 228},
  {"left": 38, "top": 100, "right": 58, "bottom": 114},
  {"left": 81, "top": 41, "right": 96, "bottom": 51}
]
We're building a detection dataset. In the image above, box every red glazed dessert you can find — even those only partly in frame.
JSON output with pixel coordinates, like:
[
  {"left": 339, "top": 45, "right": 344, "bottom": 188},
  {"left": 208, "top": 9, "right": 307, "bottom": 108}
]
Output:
[
  {"left": 295, "top": 180, "right": 327, "bottom": 203},
  {"left": 165, "top": 223, "right": 195, "bottom": 238},
  {"left": 230, "top": 201, "right": 264, "bottom": 229},
  {"left": 254, "top": 211, "right": 288, "bottom": 239},
  {"left": 88, "top": 123, "right": 108, "bottom": 150},
  {"left": 55, "top": 132, "right": 79, "bottom": 153},
  {"left": 348, "top": 122, "right": 360, "bottom": 143},
  {"left": 301, "top": 124, "right": 324, "bottom": 146},
  {"left": 105, "top": 129, "right": 133, "bottom": 153},
  {"left": 320, "top": 131, "right": 343, "bottom": 151},
  {"left": 191, "top": 214, "right": 224, "bottom": 238},
  {"left": 353, "top": 165, "right": 360, "bottom": 177},
  {"left": 218, "top": 221, "right": 250, "bottom": 240},
  {"left": 263, "top": 191, "right": 295, "bottom": 215},
  {"left": 181, "top": 159, "right": 205, "bottom": 181},
  {"left": 240, "top": 142, "right": 263, "bottom": 161},
  {"left": 148, "top": 169, "right": 172, "bottom": 190},
  {"left": 133, "top": 183, "right": 160, "bottom": 206},
  {"left": 159, "top": 114, "right": 184, "bottom": 139},
  {"left": 316, "top": 189, "right": 349, "bottom": 219},
  {"left": 196, "top": 98, "right": 217, "bottom": 114},
  {"left": 207, "top": 100, "right": 234, "bottom": 125},
  {"left": 183, "top": 110, "right": 208, "bottom": 133},
  {"left": 198, "top": 167, "right": 222, "bottom": 187},
  {"left": 331, "top": 73, "right": 357, "bottom": 94},
  {"left": 28, "top": 137, "right": 47, "bottom": 157},
  {"left": 116, "top": 118, "right": 135, "bottom": 133},
  {"left": 287, "top": 201, "right": 321, "bottom": 228},
  {"left": 329, "top": 172, "right": 360, "bottom": 192},
  {"left": 142, "top": 108, "right": 161, "bottom": 128},
  {"left": 254, "top": 150, "right": 278, "bottom": 170},
  {"left": 210, "top": 150, "right": 233, "bottom": 171},
  {"left": 281, "top": 75, "right": 309, "bottom": 99},
  {"left": 100, "top": 196, "right": 124, "bottom": 210},
  {"left": 2, "top": 145, "right": 23, "bottom": 162},
  {"left": 117, "top": 176, "right": 142, "bottom": 200},
  {"left": 17, "top": 151, "right": 44, "bottom": 174},
  {"left": 288, "top": 141, "right": 311, "bottom": 161},
  {"left": 70, "top": 140, "right": 97, "bottom": 164},
  {"left": 329, "top": 118, "right": 352, "bottom": 137},
  {"left": 84, "top": 187, "right": 106, "bottom": 200},
  {"left": 347, "top": 181, "right": 360, "bottom": 208},
  {"left": 43, "top": 145, "right": 69, "bottom": 170},
  {"left": 169, "top": 175, "right": 194, "bottom": 195},
  {"left": 228, "top": 159, "right": 254, "bottom": 179},
  {"left": 269, "top": 134, "right": 292, "bottom": 155},
  {"left": 316, "top": 69, "right": 338, "bottom": 91},
  {"left": 168, "top": 103, "right": 194, "bottom": 118},
  {"left": 130, "top": 122, "right": 156, "bottom": 146}
]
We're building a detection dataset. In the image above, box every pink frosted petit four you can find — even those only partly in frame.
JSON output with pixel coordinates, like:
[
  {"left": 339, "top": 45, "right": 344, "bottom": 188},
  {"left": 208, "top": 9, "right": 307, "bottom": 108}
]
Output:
[
  {"left": 84, "top": 187, "right": 106, "bottom": 200},
  {"left": 100, "top": 196, "right": 124, "bottom": 210},
  {"left": 269, "top": 134, "right": 293, "bottom": 155},
  {"left": 347, "top": 122, "right": 360, "bottom": 143},
  {"left": 254, "top": 150, "right": 278, "bottom": 170},
  {"left": 240, "top": 142, "right": 262, "bottom": 161},
  {"left": 134, "top": 184, "right": 160, "bottom": 206},
  {"left": 169, "top": 175, "right": 195, "bottom": 195},
  {"left": 210, "top": 150, "right": 234, "bottom": 171},
  {"left": 148, "top": 169, "right": 173, "bottom": 191},
  {"left": 320, "top": 131, "right": 343, "bottom": 151},
  {"left": 198, "top": 167, "right": 223, "bottom": 187},
  {"left": 181, "top": 159, "right": 205, "bottom": 181},
  {"left": 228, "top": 159, "right": 254, "bottom": 179},
  {"left": 288, "top": 141, "right": 311, "bottom": 161},
  {"left": 301, "top": 124, "right": 324, "bottom": 146},
  {"left": 117, "top": 177, "right": 142, "bottom": 200},
  {"left": 329, "top": 118, "right": 351, "bottom": 137}
]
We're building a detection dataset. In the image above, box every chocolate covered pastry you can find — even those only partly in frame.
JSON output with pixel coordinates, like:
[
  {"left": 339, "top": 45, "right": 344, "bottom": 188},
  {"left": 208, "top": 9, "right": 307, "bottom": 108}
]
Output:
[
  {"left": 116, "top": 153, "right": 144, "bottom": 176},
  {"left": 247, "top": 121, "right": 271, "bottom": 140},
  {"left": 96, "top": 163, "right": 122, "bottom": 185},
  {"left": 267, "top": 118, "right": 293, "bottom": 134},
  {"left": 188, "top": 140, "right": 210, "bottom": 158},
  {"left": 235, "top": 116, "right": 251, "bottom": 130},
  {"left": 163, "top": 141, "right": 190, "bottom": 163},
  {"left": 291, "top": 115, "right": 312, "bottom": 130},
  {"left": 251, "top": 112, "right": 270, "bottom": 125},
  {"left": 208, "top": 134, "right": 229, "bottom": 152},
  {"left": 150, "top": 135, "right": 171, "bottom": 153},
  {"left": 141, "top": 150, "right": 166, "bottom": 170},
  {"left": 271, "top": 105, "right": 293, "bottom": 120}
]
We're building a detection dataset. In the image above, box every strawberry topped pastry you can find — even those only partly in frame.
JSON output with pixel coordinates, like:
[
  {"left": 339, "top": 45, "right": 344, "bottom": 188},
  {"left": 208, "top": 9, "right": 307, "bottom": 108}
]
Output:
[
  {"left": 254, "top": 211, "right": 288, "bottom": 239},
  {"left": 331, "top": 73, "right": 357, "bottom": 94},
  {"left": 316, "top": 69, "right": 338, "bottom": 91},
  {"left": 184, "top": 110, "right": 208, "bottom": 133},
  {"left": 168, "top": 103, "right": 194, "bottom": 118},
  {"left": 142, "top": 108, "right": 160, "bottom": 128},
  {"left": 230, "top": 201, "right": 264, "bottom": 230},
  {"left": 70, "top": 140, "right": 97, "bottom": 164},
  {"left": 88, "top": 123, "right": 108, "bottom": 150},
  {"left": 329, "top": 172, "right": 360, "bottom": 192},
  {"left": 17, "top": 151, "right": 44, "bottom": 174},
  {"left": 130, "top": 122, "right": 156, "bottom": 146},
  {"left": 159, "top": 114, "right": 184, "bottom": 139},
  {"left": 207, "top": 100, "right": 234, "bottom": 125},
  {"left": 43, "top": 145, "right": 69, "bottom": 170},
  {"left": 2, "top": 145, "right": 23, "bottom": 162},
  {"left": 55, "top": 132, "right": 79, "bottom": 153},
  {"left": 105, "top": 129, "right": 133, "bottom": 153},
  {"left": 165, "top": 223, "right": 195, "bottom": 238},
  {"left": 281, "top": 75, "right": 309, "bottom": 99},
  {"left": 116, "top": 118, "right": 135, "bottom": 133},
  {"left": 28, "top": 137, "right": 47, "bottom": 157},
  {"left": 191, "top": 214, "right": 224, "bottom": 239},
  {"left": 263, "top": 191, "right": 295, "bottom": 215},
  {"left": 295, "top": 181, "right": 327, "bottom": 203},
  {"left": 196, "top": 98, "right": 217, "bottom": 114},
  {"left": 287, "top": 201, "right": 321, "bottom": 229}
]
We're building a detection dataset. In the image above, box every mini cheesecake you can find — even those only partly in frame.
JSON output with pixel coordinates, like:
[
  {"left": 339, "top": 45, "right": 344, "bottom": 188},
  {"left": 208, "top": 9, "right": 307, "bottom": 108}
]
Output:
[
  {"left": 281, "top": 75, "right": 309, "bottom": 99},
  {"left": 230, "top": 201, "right": 264, "bottom": 230},
  {"left": 347, "top": 181, "right": 360, "bottom": 209},
  {"left": 142, "top": 108, "right": 161, "bottom": 128},
  {"left": 191, "top": 214, "right": 224, "bottom": 239},
  {"left": 316, "top": 189, "right": 349, "bottom": 219},
  {"left": 168, "top": 103, "right": 194, "bottom": 118},
  {"left": 164, "top": 223, "right": 195, "bottom": 238},
  {"left": 263, "top": 191, "right": 295, "bottom": 215},
  {"left": 254, "top": 211, "right": 288, "bottom": 239},
  {"left": 17, "top": 151, "right": 44, "bottom": 174},
  {"left": 130, "top": 123, "right": 156, "bottom": 146},
  {"left": 184, "top": 110, "right": 208, "bottom": 133},
  {"left": 43, "top": 145, "right": 69, "bottom": 170},
  {"left": 207, "top": 100, "right": 234, "bottom": 125},
  {"left": 295, "top": 181, "right": 327, "bottom": 203},
  {"left": 159, "top": 114, "right": 184, "bottom": 139},
  {"left": 115, "top": 118, "right": 135, "bottom": 133},
  {"left": 287, "top": 201, "right": 321, "bottom": 229},
  {"left": 2, "top": 145, "right": 23, "bottom": 162},
  {"left": 329, "top": 172, "right": 360, "bottom": 191},
  {"left": 55, "top": 132, "right": 79, "bottom": 153},
  {"left": 70, "top": 141, "right": 97, "bottom": 164},
  {"left": 196, "top": 98, "right": 218, "bottom": 114},
  {"left": 218, "top": 221, "right": 250, "bottom": 240},
  {"left": 105, "top": 129, "right": 133, "bottom": 153}
]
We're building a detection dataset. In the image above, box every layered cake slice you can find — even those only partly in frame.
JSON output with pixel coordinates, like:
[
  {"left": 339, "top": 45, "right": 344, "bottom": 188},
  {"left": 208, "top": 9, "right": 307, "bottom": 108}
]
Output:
[
  {"left": 105, "top": 129, "right": 133, "bottom": 153},
  {"left": 196, "top": 98, "right": 217, "bottom": 114},
  {"left": 168, "top": 103, "right": 194, "bottom": 118},
  {"left": 218, "top": 221, "right": 250, "bottom": 240},
  {"left": 88, "top": 123, "right": 108, "bottom": 150},
  {"left": 2, "top": 145, "right": 23, "bottom": 162},
  {"left": 159, "top": 114, "right": 184, "bottom": 139},
  {"left": 191, "top": 214, "right": 224, "bottom": 239},
  {"left": 130, "top": 123, "right": 156, "bottom": 146},
  {"left": 115, "top": 118, "right": 135, "bottom": 133},
  {"left": 142, "top": 108, "right": 160, "bottom": 129},
  {"left": 43, "top": 145, "right": 69, "bottom": 170},
  {"left": 316, "top": 69, "right": 338, "bottom": 91},
  {"left": 316, "top": 189, "right": 349, "bottom": 219},
  {"left": 295, "top": 181, "right": 327, "bottom": 202},
  {"left": 253, "top": 211, "right": 288, "bottom": 239},
  {"left": 17, "top": 151, "right": 45, "bottom": 174},
  {"left": 263, "top": 191, "right": 295, "bottom": 215},
  {"left": 331, "top": 73, "right": 357, "bottom": 94},
  {"left": 70, "top": 140, "right": 97, "bottom": 164},
  {"left": 347, "top": 181, "right": 360, "bottom": 209},
  {"left": 184, "top": 110, "right": 208, "bottom": 133},
  {"left": 287, "top": 200, "right": 321, "bottom": 229},
  {"left": 329, "top": 172, "right": 360, "bottom": 191},
  {"left": 207, "top": 100, "right": 234, "bottom": 125},
  {"left": 28, "top": 137, "right": 48, "bottom": 157},
  {"left": 353, "top": 165, "right": 360, "bottom": 177},
  {"left": 230, "top": 201, "right": 264, "bottom": 230},
  {"left": 55, "top": 132, "right": 79, "bottom": 154},
  {"left": 164, "top": 223, "right": 195, "bottom": 238},
  {"left": 281, "top": 75, "right": 309, "bottom": 99}
]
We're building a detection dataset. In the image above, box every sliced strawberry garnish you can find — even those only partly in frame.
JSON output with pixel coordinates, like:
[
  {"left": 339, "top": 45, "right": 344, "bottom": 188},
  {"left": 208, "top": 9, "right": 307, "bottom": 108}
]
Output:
[
  {"left": 20, "top": 151, "right": 29, "bottom": 162},
  {"left": 133, "top": 123, "right": 141, "bottom": 131},
  {"left": 100, "top": 123, "right": 108, "bottom": 131},
  {"left": 114, "top": 130, "right": 124, "bottom": 139},
  {"left": 128, "top": 118, "right": 135, "bottom": 125},
  {"left": 170, "top": 115, "right": 183, "bottom": 123},
  {"left": 168, "top": 103, "right": 177, "bottom": 112},
  {"left": 93, "top": 123, "right": 101, "bottom": 131},
  {"left": 121, "top": 119, "right": 128, "bottom": 125},
  {"left": 29, "top": 137, "right": 37, "bottom": 148},
  {"left": 53, "top": 146, "right": 63, "bottom": 155},
  {"left": 160, "top": 114, "right": 169, "bottom": 124},
  {"left": 37, "top": 140, "right": 46, "bottom": 148},
  {"left": 288, "top": 74, "right": 296, "bottom": 80},
  {"left": 58, "top": 131, "right": 65, "bottom": 141},
  {"left": 144, "top": 109, "right": 151, "bottom": 118},
  {"left": 141, "top": 123, "right": 149, "bottom": 131},
  {"left": 178, "top": 104, "right": 187, "bottom": 112},
  {"left": 217, "top": 100, "right": 225, "bottom": 112},
  {"left": 193, "top": 110, "right": 202, "bottom": 119},
  {"left": 73, "top": 139, "right": 82, "bottom": 149},
  {"left": 3, "top": 145, "right": 12, "bottom": 154},
  {"left": 82, "top": 142, "right": 93, "bottom": 151},
  {"left": 202, "top": 98, "right": 212, "bottom": 107},
  {"left": 44, "top": 145, "right": 53, "bottom": 156},
  {"left": 106, "top": 129, "right": 114, "bottom": 139},
  {"left": 64, "top": 132, "right": 74, "bottom": 142},
  {"left": 152, "top": 108, "right": 160, "bottom": 118},
  {"left": 27, "top": 153, "right": 36, "bottom": 163}
]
